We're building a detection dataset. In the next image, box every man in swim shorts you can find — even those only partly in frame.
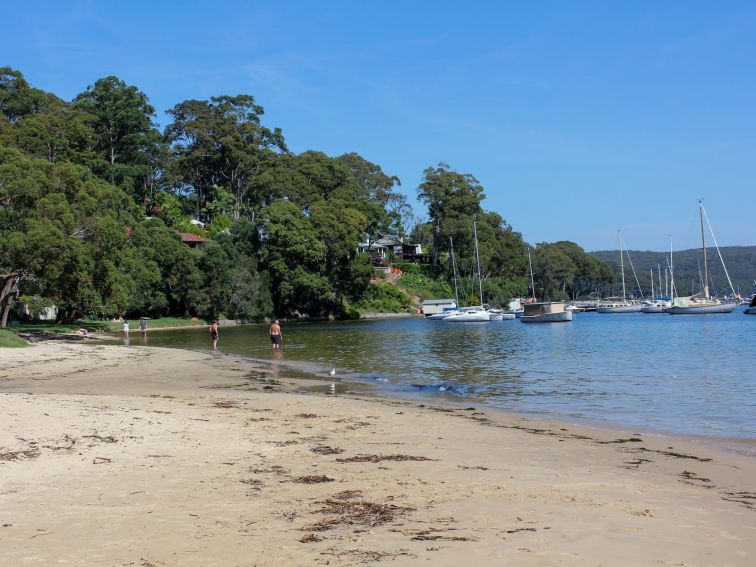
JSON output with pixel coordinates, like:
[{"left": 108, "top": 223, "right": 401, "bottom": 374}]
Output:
[{"left": 269, "top": 320, "right": 282, "bottom": 350}]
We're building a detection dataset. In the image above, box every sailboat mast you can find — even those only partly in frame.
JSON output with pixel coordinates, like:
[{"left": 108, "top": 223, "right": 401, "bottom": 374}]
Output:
[
  {"left": 650, "top": 268, "right": 655, "bottom": 300},
  {"left": 699, "top": 200, "right": 709, "bottom": 298},
  {"left": 618, "top": 230, "right": 627, "bottom": 302},
  {"left": 669, "top": 235, "right": 676, "bottom": 298},
  {"left": 473, "top": 221, "right": 483, "bottom": 306},
  {"left": 658, "top": 264, "right": 662, "bottom": 297},
  {"left": 449, "top": 237, "right": 460, "bottom": 308},
  {"left": 528, "top": 249, "right": 536, "bottom": 300}
]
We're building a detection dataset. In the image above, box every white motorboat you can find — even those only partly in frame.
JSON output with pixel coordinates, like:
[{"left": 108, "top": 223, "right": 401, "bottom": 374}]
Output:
[
  {"left": 664, "top": 201, "right": 738, "bottom": 315},
  {"left": 520, "top": 301, "right": 574, "bottom": 323}
]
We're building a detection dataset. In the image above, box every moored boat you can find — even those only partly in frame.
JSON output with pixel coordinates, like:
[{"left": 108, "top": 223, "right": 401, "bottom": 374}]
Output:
[
  {"left": 664, "top": 201, "right": 738, "bottom": 315},
  {"left": 745, "top": 295, "right": 756, "bottom": 315},
  {"left": 598, "top": 230, "right": 644, "bottom": 314},
  {"left": 443, "top": 307, "right": 491, "bottom": 322},
  {"left": 641, "top": 299, "right": 673, "bottom": 313},
  {"left": 598, "top": 300, "right": 642, "bottom": 313},
  {"left": 664, "top": 296, "right": 737, "bottom": 315},
  {"left": 520, "top": 301, "right": 574, "bottom": 323}
]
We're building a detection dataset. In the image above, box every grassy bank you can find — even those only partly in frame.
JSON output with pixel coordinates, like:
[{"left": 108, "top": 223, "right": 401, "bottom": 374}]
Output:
[
  {"left": 0, "top": 329, "right": 28, "bottom": 347},
  {"left": 9, "top": 317, "right": 207, "bottom": 335}
]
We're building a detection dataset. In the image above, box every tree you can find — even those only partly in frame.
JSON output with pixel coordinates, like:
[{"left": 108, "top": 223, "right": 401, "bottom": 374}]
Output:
[
  {"left": 531, "top": 241, "right": 613, "bottom": 300},
  {"left": 166, "top": 95, "right": 287, "bottom": 222},
  {"left": 337, "top": 152, "right": 409, "bottom": 240},
  {"left": 73, "top": 76, "right": 162, "bottom": 202},
  {"left": 1, "top": 67, "right": 59, "bottom": 123},
  {"left": 417, "top": 163, "right": 484, "bottom": 265}
]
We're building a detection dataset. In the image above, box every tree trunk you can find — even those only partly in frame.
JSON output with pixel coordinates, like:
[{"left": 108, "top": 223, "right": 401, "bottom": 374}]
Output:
[
  {"left": 0, "top": 274, "right": 20, "bottom": 328},
  {"left": 430, "top": 219, "right": 441, "bottom": 266},
  {"left": 1, "top": 301, "right": 12, "bottom": 328}
]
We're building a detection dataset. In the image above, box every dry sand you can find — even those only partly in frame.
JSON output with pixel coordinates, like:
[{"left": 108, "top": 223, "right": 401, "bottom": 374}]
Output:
[{"left": 1, "top": 341, "right": 754, "bottom": 566}]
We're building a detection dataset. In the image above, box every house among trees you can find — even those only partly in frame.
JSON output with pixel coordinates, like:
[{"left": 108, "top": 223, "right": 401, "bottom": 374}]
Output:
[
  {"left": 179, "top": 233, "right": 210, "bottom": 250},
  {"left": 358, "top": 238, "right": 426, "bottom": 265}
]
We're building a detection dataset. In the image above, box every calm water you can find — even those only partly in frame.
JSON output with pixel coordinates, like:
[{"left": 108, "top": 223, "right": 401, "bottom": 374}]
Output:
[{"left": 139, "top": 311, "right": 756, "bottom": 439}]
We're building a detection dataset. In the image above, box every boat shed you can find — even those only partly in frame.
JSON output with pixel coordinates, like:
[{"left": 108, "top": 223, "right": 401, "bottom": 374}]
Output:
[{"left": 421, "top": 299, "right": 457, "bottom": 315}]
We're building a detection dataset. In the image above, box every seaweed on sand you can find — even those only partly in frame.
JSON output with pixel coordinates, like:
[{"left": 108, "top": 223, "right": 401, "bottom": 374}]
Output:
[
  {"left": 310, "top": 445, "right": 344, "bottom": 455},
  {"left": 302, "top": 498, "right": 414, "bottom": 532},
  {"left": 293, "top": 475, "right": 335, "bottom": 484},
  {"left": 335, "top": 454, "right": 435, "bottom": 463}
]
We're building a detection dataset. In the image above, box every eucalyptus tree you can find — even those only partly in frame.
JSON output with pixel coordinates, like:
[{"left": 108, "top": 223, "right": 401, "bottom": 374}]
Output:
[
  {"left": 73, "top": 76, "right": 162, "bottom": 203},
  {"left": 417, "top": 162, "right": 484, "bottom": 266},
  {"left": 165, "top": 95, "right": 287, "bottom": 222}
]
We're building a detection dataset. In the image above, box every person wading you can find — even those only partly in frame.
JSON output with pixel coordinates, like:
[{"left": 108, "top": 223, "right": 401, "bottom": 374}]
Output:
[
  {"left": 269, "top": 320, "right": 282, "bottom": 350},
  {"left": 209, "top": 320, "right": 219, "bottom": 350}
]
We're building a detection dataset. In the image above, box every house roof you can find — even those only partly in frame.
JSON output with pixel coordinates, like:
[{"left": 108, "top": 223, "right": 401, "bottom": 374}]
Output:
[
  {"left": 421, "top": 299, "right": 456, "bottom": 305},
  {"left": 179, "top": 232, "right": 210, "bottom": 243}
]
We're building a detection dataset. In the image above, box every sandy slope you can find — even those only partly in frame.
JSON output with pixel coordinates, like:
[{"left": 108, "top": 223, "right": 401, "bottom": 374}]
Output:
[{"left": 1, "top": 342, "right": 754, "bottom": 566}]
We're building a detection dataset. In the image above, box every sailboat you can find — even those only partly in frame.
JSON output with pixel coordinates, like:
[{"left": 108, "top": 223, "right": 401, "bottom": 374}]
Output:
[
  {"left": 641, "top": 267, "right": 672, "bottom": 313},
  {"left": 598, "top": 230, "right": 642, "bottom": 313},
  {"left": 444, "top": 222, "right": 491, "bottom": 322},
  {"left": 664, "top": 201, "right": 738, "bottom": 315},
  {"left": 428, "top": 238, "right": 463, "bottom": 319}
]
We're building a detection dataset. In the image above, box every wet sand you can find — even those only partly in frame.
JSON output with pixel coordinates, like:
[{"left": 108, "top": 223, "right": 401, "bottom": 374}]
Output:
[{"left": 1, "top": 342, "right": 754, "bottom": 566}]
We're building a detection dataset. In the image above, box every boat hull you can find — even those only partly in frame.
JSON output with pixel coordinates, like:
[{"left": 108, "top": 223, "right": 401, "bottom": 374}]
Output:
[
  {"left": 443, "top": 311, "right": 490, "bottom": 322},
  {"left": 521, "top": 311, "right": 573, "bottom": 323},
  {"left": 641, "top": 306, "right": 665, "bottom": 313},
  {"left": 427, "top": 312, "right": 456, "bottom": 320},
  {"left": 597, "top": 305, "right": 643, "bottom": 313},
  {"left": 745, "top": 307, "right": 756, "bottom": 315},
  {"left": 664, "top": 303, "right": 738, "bottom": 315}
]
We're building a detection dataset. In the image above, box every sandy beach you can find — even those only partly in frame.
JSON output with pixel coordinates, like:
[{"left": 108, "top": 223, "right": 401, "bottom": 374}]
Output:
[{"left": 1, "top": 341, "right": 754, "bottom": 566}]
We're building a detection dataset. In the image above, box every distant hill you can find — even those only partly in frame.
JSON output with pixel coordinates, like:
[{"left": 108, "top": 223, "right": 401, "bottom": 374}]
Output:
[{"left": 590, "top": 246, "right": 756, "bottom": 298}]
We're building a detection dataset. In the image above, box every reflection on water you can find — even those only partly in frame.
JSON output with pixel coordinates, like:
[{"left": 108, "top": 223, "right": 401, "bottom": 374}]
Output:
[{"left": 143, "top": 312, "right": 756, "bottom": 439}]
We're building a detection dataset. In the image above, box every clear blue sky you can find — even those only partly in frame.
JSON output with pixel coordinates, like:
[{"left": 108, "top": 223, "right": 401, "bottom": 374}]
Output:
[{"left": 3, "top": 0, "right": 755, "bottom": 251}]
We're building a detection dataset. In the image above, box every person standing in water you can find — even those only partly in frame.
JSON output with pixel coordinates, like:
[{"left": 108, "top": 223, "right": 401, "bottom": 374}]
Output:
[
  {"left": 139, "top": 317, "right": 148, "bottom": 335},
  {"left": 209, "top": 320, "right": 219, "bottom": 349},
  {"left": 269, "top": 320, "right": 282, "bottom": 350},
  {"left": 122, "top": 320, "right": 129, "bottom": 337}
]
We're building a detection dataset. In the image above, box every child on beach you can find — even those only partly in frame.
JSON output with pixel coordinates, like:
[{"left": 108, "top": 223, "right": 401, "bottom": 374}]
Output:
[{"left": 122, "top": 321, "right": 129, "bottom": 337}]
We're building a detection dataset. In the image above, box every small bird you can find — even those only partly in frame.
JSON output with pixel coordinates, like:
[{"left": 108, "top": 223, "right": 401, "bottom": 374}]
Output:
[{"left": 329, "top": 368, "right": 336, "bottom": 377}]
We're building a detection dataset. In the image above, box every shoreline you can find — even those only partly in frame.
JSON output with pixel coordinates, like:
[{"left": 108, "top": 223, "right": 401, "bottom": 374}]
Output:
[
  {"left": 1, "top": 342, "right": 755, "bottom": 565},
  {"left": 116, "top": 335, "right": 756, "bottom": 455}
]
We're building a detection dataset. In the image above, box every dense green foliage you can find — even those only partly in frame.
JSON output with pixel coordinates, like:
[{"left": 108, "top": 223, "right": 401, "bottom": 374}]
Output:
[
  {"left": 0, "top": 66, "right": 615, "bottom": 325},
  {"left": 531, "top": 241, "right": 615, "bottom": 300},
  {"left": 355, "top": 281, "right": 413, "bottom": 313},
  {"left": 591, "top": 246, "right": 756, "bottom": 298}
]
